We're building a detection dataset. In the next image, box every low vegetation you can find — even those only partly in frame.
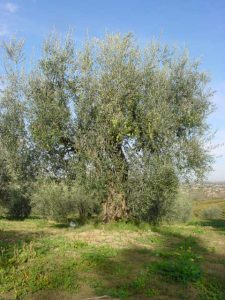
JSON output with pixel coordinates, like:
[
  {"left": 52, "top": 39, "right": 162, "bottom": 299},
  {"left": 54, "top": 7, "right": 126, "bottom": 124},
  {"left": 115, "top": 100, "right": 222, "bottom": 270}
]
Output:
[{"left": 0, "top": 199, "right": 225, "bottom": 299}]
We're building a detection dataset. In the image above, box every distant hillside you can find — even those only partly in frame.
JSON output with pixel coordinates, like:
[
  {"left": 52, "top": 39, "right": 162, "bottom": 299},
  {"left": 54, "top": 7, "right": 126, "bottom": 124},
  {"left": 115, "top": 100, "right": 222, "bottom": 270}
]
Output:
[{"left": 190, "top": 182, "right": 225, "bottom": 200}]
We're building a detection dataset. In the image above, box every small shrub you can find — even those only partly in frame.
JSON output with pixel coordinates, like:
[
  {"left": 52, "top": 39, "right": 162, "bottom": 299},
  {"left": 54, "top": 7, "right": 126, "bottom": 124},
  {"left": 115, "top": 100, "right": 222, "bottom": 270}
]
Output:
[
  {"left": 31, "top": 181, "right": 76, "bottom": 222},
  {"left": 201, "top": 206, "right": 222, "bottom": 220},
  {"left": 128, "top": 157, "right": 179, "bottom": 223},
  {"left": 164, "top": 191, "right": 193, "bottom": 223},
  {"left": 130, "top": 272, "right": 148, "bottom": 291},
  {"left": 198, "top": 277, "right": 225, "bottom": 300},
  {"left": 31, "top": 180, "right": 98, "bottom": 223},
  {"left": 4, "top": 187, "right": 31, "bottom": 219}
]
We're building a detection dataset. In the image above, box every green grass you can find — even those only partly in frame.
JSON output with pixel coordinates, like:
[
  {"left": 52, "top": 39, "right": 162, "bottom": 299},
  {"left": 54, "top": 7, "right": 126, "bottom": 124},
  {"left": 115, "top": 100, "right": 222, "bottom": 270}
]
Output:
[
  {"left": 0, "top": 201, "right": 225, "bottom": 299},
  {"left": 148, "top": 244, "right": 202, "bottom": 284}
]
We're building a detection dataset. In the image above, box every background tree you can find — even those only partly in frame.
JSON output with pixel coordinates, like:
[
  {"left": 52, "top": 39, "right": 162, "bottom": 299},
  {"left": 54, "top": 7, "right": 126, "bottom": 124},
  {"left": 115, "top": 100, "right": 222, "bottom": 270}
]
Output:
[
  {"left": 0, "top": 39, "right": 32, "bottom": 218},
  {"left": 27, "top": 33, "right": 76, "bottom": 178}
]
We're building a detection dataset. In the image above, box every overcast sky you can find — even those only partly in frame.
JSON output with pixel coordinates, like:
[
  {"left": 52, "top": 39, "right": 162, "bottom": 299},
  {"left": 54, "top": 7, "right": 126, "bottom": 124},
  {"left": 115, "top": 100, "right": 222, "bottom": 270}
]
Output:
[{"left": 0, "top": 0, "right": 225, "bottom": 181}]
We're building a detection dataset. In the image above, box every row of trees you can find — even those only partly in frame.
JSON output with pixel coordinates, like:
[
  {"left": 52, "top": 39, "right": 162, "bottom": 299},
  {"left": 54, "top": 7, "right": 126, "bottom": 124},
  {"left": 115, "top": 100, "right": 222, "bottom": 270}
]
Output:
[{"left": 0, "top": 33, "right": 213, "bottom": 223}]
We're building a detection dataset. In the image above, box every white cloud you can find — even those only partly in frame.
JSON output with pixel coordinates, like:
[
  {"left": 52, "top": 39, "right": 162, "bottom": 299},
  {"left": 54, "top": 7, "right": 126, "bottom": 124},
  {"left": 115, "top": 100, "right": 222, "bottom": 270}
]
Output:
[{"left": 4, "top": 2, "right": 18, "bottom": 13}]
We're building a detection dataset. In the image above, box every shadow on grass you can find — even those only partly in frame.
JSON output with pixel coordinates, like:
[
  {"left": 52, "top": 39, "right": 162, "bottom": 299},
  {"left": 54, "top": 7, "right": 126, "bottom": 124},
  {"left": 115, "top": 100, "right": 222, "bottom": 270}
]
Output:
[
  {"left": 51, "top": 223, "right": 70, "bottom": 229},
  {"left": 0, "top": 229, "right": 50, "bottom": 266},
  {"left": 50, "top": 222, "right": 85, "bottom": 229},
  {"left": 0, "top": 229, "right": 47, "bottom": 244},
  {"left": 85, "top": 228, "right": 225, "bottom": 299},
  {"left": 197, "top": 219, "right": 225, "bottom": 230}
]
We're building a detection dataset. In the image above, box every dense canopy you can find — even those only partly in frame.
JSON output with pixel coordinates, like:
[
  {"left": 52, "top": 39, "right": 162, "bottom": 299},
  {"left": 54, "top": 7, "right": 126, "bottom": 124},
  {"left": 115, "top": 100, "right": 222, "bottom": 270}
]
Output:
[{"left": 0, "top": 33, "right": 213, "bottom": 222}]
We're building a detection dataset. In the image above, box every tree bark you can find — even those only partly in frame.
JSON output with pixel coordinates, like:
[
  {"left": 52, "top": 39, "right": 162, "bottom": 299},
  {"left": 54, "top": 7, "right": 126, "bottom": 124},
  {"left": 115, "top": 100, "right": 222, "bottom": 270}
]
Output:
[{"left": 102, "top": 185, "right": 128, "bottom": 222}]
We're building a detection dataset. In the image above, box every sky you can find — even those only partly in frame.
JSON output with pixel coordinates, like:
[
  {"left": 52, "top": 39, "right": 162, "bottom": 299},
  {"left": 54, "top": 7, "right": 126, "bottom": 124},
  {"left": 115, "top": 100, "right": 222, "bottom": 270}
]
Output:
[{"left": 0, "top": 0, "right": 224, "bottom": 181}]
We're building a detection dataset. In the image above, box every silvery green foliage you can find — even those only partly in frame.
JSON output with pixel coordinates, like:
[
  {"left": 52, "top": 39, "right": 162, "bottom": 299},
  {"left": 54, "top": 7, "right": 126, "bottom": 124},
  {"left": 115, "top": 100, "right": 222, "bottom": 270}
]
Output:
[
  {"left": 164, "top": 189, "right": 193, "bottom": 223},
  {"left": 74, "top": 34, "right": 213, "bottom": 221},
  {"left": 0, "top": 32, "right": 214, "bottom": 222},
  {"left": 201, "top": 206, "right": 222, "bottom": 220},
  {"left": 0, "top": 39, "right": 26, "bottom": 169},
  {"left": 31, "top": 180, "right": 76, "bottom": 222},
  {"left": 0, "top": 142, "right": 14, "bottom": 202},
  {"left": 0, "top": 141, "right": 31, "bottom": 219},
  {"left": 0, "top": 39, "right": 32, "bottom": 218},
  {"left": 127, "top": 155, "right": 179, "bottom": 223},
  {"left": 31, "top": 180, "right": 95, "bottom": 223},
  {"left": 26, "top": 32, "right": 76, "bottom": 177}
]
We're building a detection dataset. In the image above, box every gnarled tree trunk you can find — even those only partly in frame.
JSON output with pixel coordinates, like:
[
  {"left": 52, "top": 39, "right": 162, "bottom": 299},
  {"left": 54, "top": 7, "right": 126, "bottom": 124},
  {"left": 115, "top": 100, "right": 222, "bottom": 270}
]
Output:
[{"left": 102, "top": 186, "right": 128, "bottom": 222}]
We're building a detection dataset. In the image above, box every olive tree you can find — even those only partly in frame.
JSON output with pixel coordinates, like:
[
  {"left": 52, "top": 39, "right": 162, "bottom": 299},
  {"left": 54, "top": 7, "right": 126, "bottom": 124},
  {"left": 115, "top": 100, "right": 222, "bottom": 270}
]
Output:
[
  {"left": 0, "top": 32, "right": 213, "bottom": 222},
  {"left": 27, "top": 33, "right": 76, "bottom": 178},
  {"left": 0, "top": 39, "right": 32, "bottom": 218},
  {"left": 74, "top": 34, "right": 213, "bottom": 221}
]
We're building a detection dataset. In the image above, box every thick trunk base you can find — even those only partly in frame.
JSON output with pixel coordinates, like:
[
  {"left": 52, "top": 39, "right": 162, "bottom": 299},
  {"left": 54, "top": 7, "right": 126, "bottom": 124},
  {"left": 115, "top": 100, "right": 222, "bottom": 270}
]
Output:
[{"left": 102, "top": 189, "right": 128, "bottom": 222}]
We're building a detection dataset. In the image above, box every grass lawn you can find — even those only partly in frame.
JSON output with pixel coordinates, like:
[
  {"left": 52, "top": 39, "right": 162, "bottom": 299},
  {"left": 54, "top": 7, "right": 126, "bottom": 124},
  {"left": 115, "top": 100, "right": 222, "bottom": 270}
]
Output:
[{"left": 0, "top": 201, "right": 225, "bottom": 299}]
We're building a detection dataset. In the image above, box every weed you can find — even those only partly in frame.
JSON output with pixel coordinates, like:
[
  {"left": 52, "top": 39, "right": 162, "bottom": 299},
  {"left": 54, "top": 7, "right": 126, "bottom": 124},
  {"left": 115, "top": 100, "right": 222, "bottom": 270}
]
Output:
[
  {"left": 149, "top": 243, "right": 202, "bottom": 284},
  {"left": 97, "top": 286, "right": 130, "bottom": 299},
  {"left": 197, "top": 277, "right": 225, "bottom": 300}
]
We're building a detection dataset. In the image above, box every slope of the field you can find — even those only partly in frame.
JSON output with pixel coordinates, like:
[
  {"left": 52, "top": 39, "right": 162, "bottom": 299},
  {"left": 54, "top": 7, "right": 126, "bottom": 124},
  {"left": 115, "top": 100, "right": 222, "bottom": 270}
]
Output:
[{"left": 0, "top": 201, "right": 225, "bottom": 300}]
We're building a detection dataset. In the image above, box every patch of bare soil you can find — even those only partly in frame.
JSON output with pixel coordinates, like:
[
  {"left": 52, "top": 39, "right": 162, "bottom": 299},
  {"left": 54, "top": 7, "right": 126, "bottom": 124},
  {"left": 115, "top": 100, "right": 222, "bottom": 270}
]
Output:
[
  {"left": 24, "top": 286, "right": 95, "bottom": 300},
  {"left": 64, "top": 229, "right": 159, "bottom": 249}
]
